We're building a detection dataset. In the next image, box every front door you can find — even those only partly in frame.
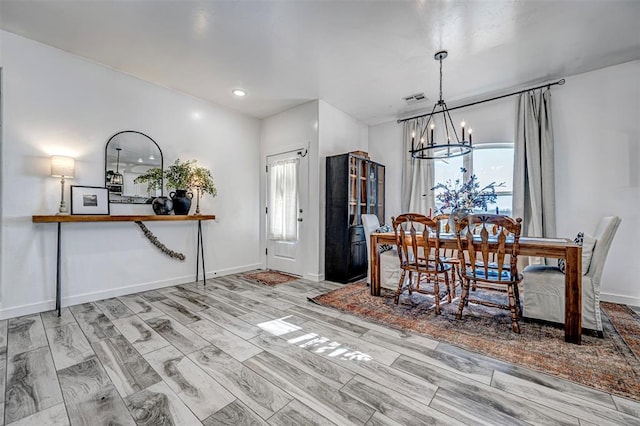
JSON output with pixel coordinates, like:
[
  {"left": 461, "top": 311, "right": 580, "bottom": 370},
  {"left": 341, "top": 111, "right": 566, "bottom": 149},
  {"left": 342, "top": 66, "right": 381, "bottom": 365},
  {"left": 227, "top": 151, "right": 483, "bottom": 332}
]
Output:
[{"left": 266, "top": 150, "right": 307, "bottom": 276}]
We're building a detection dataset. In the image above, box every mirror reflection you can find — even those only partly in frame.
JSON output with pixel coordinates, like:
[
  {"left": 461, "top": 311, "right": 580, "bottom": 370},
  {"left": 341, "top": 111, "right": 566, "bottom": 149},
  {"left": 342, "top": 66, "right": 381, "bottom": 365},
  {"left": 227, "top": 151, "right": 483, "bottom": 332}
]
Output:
[{"left": 105, "top": 131, "right": 163, "bottom": 204}]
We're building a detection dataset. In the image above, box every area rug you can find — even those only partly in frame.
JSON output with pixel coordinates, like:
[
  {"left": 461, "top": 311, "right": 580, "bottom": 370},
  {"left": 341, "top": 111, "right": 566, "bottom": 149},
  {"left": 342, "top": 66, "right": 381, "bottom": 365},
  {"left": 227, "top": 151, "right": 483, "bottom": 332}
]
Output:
[
  {"left": 311, "top": 282, "right": 640, "bottom": 402},
  {"left": 242, "top": 270, "right": 299, "bottom": 286}
]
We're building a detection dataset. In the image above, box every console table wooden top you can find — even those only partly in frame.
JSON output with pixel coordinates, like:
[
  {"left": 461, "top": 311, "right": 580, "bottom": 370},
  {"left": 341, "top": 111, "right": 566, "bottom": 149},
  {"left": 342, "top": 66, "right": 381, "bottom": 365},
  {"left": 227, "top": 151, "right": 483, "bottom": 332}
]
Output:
[{"left": 32, "top": 214, "right": 216, "bottom": 223}]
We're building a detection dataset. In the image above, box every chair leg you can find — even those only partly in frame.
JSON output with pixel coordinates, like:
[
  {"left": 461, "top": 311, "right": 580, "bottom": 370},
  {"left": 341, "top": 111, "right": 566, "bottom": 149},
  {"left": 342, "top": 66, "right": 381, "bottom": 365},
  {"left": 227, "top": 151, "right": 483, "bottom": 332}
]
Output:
[
  {"left": 408, "top": 271, "right": 414, "bottom": 295},
  {"left": 507, "top": 284, "right": 521, "bottom": 333},
  {"left": 449, "top": 264, "right": 457, "bottom": 299},
  {"left": 513, "top": 283, "right": 522, "bottom": 316},
  {"left": 444, "top": 270, "right": 452, "bottom": 303},
  {"left": 394, "top": 270, "right": 406, "bottom": 305},
  {"left": 433, "top": 277, "right": 441, "bottom": 315},
  {"left": 457, "top": 279, "right": 470, "bottom": 320}
]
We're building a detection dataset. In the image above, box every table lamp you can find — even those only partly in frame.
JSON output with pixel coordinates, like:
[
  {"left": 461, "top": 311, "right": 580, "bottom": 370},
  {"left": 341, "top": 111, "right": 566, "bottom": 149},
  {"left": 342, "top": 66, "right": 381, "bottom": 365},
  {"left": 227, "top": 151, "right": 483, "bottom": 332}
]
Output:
[{"left": 51, "top": 155, "right": 75, "bottom": 215}]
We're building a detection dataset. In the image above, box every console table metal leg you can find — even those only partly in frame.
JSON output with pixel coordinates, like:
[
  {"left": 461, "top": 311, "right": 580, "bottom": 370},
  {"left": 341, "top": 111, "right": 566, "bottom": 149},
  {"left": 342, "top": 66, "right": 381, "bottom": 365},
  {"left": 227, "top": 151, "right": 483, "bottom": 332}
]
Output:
[
  {"left": 196, "top": 221, "right": 201, "bottom": 282},
  {"left": 56, "top": 222, "right": 62, "bottom": 317},
  {"left": 196, "top": 220, "right": 206, "bottom": 285}
]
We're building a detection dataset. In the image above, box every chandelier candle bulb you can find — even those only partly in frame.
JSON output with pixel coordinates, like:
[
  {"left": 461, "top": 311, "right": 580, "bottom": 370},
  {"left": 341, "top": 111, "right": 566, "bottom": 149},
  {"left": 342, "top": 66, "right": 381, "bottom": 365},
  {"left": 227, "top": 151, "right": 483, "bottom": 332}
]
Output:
[
  {"left": 461, "top": 121, "right": 466, "bottom": 140},
  {"left": 469, "top": 129, "right": 473, "bottom": 145},
  {"left": 430, "top": 123, "right": 435, "bottom": 143}
]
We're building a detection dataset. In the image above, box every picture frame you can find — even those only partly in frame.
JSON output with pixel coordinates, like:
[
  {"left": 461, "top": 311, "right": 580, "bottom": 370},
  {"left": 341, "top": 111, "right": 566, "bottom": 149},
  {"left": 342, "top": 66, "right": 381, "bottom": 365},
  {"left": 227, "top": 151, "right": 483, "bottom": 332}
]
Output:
[{"left": 70, "top": 185, "right": 110, "bottom": 215}]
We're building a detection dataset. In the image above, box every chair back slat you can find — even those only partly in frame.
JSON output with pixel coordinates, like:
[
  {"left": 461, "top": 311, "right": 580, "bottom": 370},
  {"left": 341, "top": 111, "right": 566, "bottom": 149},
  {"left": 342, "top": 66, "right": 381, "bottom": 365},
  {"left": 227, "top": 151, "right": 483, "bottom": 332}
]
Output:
[
  {"left": 433, "top": 214, "right": 455, "bottom": 259},
  {"left": 464, "top": 230, "right": 477, "bottom": 272}
]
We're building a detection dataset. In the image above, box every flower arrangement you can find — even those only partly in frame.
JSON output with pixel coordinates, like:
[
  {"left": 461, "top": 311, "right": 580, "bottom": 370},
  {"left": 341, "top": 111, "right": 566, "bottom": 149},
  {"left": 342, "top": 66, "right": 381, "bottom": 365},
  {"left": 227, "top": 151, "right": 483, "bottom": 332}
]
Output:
[
  {"left": 431, "top": 167, "right": 503, "bottom": 213},
  {"left": 134, "top": 159, "right": 217, "bottom": 196}
]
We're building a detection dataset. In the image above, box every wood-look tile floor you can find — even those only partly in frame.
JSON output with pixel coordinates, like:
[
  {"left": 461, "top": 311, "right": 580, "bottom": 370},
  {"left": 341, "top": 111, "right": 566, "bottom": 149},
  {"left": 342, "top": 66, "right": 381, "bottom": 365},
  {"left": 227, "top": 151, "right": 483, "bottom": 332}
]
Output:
[{"left": 2, "top": 275, "right": 640, "bottom": 425}]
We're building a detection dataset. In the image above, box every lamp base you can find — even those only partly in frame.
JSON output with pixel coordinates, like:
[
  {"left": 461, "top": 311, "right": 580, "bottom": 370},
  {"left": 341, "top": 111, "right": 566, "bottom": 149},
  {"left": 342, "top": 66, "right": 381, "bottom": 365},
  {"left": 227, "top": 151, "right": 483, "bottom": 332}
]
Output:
[
  {"left": 57, "top": 197, "right": 69, "bottom": 215},
  {"left": 56, "top": 178, "right": 70, "bottom": 215}
]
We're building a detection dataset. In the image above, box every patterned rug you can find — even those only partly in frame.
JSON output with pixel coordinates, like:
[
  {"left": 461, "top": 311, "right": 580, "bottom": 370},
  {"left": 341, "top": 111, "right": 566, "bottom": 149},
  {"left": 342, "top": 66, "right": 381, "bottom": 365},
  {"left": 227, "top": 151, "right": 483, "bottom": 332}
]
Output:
[
  {"left": 242, "top": 270, "right": 299, "bottom": 286},
  {"left": 311, "top": 282, "right": 640, "bottom": 401}
]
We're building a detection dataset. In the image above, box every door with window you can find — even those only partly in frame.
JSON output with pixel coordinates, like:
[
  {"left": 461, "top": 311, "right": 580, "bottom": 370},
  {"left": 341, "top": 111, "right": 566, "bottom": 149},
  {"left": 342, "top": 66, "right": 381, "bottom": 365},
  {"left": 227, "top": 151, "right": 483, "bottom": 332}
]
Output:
[{"left": 266, "top": 150, "right": 307, "bottom": 276}]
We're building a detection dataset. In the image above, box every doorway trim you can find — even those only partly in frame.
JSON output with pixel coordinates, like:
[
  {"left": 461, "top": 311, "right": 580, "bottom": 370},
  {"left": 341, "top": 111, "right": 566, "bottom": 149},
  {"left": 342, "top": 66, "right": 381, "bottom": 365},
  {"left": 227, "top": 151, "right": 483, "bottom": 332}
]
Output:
[{"left": 262, "top": 144, "right": 309, "bottom": 277}]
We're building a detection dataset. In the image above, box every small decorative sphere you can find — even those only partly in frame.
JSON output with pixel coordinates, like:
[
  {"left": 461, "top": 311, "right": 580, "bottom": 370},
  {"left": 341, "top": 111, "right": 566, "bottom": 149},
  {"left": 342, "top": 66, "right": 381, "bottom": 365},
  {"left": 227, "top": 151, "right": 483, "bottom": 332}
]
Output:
[{"left": 152, "top": 196, "right": 173, "bottom": 215}]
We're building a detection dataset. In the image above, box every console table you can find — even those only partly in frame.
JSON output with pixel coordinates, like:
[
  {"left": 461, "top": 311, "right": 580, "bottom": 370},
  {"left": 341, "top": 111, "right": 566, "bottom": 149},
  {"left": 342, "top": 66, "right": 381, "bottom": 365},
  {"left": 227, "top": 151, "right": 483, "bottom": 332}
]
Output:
[{"left": 32, "top": 214, "right": 216, "bottom": 316}]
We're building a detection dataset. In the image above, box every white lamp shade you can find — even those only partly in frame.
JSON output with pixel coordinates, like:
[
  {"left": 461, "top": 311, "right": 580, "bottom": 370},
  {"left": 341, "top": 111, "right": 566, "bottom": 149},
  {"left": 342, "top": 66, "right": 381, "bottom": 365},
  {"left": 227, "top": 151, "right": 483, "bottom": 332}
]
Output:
[{"left": 51, "top": 155, "right": 75, "bottom": 178}]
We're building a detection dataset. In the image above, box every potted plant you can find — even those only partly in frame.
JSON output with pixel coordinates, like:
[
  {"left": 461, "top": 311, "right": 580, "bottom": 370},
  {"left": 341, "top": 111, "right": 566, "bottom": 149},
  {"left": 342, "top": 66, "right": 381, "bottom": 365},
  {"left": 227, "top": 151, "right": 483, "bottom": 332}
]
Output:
[
  {"left": 430, "top": 167, "right": 503, "bottom": 231},
  {"left": 431, "top": 167, "right": 502, "bottom": 213},
  {"left": 135, "top": 159, "right": 217, "bottom": 215}
]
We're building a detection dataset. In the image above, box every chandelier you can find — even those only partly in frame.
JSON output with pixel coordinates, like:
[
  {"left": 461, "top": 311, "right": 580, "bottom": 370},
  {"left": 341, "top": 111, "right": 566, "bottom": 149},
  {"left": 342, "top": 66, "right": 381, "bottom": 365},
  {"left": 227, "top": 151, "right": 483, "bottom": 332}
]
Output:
[{"left": 410, "top": 50, "right": 473, "bottom": 160}]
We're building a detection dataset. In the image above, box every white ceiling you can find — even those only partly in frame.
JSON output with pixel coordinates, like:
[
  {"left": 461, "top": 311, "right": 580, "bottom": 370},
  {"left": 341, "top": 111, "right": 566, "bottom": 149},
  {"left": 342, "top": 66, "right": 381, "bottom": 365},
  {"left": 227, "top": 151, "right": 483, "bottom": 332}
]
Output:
[{"left": 1, "top": 1, "right": 639, "bottom": 125}]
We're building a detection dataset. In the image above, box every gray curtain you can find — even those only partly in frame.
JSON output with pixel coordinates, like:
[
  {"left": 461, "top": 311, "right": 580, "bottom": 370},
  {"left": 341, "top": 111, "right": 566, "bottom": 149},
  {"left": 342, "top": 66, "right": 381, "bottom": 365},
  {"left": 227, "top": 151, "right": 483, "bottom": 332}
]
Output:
[
  {"left": 401, "top": 118, "right": 435, "bottom": 215},
  {"left": 513, "top": 89, "right": 556, "bottom": 263}
]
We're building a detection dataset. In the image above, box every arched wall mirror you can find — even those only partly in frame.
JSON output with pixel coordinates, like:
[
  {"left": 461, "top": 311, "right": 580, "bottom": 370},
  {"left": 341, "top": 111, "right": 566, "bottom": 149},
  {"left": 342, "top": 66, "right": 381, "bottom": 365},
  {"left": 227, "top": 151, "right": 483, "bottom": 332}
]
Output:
[{"left": 105, "top": 131, "right": 163, "bottom": 204}]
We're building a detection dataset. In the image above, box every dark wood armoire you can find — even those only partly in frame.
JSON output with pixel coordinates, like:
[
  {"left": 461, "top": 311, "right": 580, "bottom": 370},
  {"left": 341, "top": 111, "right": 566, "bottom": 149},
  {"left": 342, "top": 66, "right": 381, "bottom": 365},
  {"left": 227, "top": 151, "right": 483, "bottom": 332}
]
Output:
[{"left": 325, "top": 153, "right": 385, "bottom": 283}]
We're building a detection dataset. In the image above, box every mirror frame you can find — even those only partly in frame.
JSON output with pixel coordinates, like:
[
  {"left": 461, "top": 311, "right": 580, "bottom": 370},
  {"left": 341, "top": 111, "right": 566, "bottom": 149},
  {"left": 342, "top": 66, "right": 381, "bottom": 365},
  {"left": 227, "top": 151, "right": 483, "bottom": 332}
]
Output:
[{"left": 104, "top": 130, "right": 164, "bottom": 204}]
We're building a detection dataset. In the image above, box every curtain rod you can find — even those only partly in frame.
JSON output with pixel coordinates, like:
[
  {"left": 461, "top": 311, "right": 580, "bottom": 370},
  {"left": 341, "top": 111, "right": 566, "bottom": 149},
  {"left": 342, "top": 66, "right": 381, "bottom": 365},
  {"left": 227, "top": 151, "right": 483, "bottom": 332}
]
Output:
[{"left": 396, "top": 78, "right": 566, "bottom": 123}]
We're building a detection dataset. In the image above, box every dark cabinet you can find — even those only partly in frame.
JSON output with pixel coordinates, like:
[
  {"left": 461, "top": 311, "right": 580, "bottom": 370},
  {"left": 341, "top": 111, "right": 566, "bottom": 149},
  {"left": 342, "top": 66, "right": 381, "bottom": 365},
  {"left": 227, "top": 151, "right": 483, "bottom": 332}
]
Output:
[{"left": 325, "top": 153, "right": 385, "bottom": 283}]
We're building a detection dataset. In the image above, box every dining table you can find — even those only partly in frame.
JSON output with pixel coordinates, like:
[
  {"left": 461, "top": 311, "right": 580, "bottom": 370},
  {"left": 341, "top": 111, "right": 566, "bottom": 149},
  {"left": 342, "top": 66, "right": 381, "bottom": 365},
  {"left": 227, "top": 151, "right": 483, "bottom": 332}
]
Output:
[{"left": 369, "top": 232, "right": 584, "bottom": 344}]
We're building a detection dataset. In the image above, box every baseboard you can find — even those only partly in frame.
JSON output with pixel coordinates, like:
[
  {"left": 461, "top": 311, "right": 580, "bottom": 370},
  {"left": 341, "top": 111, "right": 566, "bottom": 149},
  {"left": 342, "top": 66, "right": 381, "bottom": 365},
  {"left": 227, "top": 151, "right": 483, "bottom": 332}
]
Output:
[
  {"left": 600, "top": 292, "right": 640, "bottom": 307},
  {"left": 304, "top": 272, "right": 325, "bottom": 282},
  {"left": 208, "top": 263, "right": 262, "bottom": 278},
  {"left": 0, "top": 301, "right": 54, "bottom": 321},
  {"left": 0, "top": 262, "right": 262, "bottom": 320}
]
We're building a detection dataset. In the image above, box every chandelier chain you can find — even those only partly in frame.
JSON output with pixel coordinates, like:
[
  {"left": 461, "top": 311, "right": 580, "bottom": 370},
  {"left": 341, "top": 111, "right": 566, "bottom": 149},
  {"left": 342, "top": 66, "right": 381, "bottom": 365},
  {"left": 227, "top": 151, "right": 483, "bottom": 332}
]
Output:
[{"left": 439, "top": 55, "right": 443, "bottom": 102}]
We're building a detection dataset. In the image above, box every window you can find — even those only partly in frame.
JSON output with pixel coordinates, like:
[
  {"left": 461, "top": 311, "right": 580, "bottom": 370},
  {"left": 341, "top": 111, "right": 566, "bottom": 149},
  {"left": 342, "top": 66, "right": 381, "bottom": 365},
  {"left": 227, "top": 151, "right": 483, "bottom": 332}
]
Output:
[
  {"left": 433, "top": 143, "right": 514, "bottom": 216},
  {"left": 268, "top": 158, "right": 299, "bottom": 241}
]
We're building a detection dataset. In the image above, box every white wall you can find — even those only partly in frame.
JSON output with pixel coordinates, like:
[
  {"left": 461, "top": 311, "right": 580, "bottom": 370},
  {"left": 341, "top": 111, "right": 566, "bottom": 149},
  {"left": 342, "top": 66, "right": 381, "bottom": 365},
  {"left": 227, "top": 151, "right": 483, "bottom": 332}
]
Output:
[
  {"left": 260, "top": 100, "right": 319, "bottom": 280},
  {"left": 1, "top": 31, "right": 261, "bottom": 318},
  {"left": 368, "top": 121, "right": 402, "bottom": 226},
  {"left": 369, "top": 60, "right": 640, "bottom": 305},
  {"left": 259, "top": 99, "right": 368, "bottom": 281},
  {"left": 553, "top": 60, "right": 640, "bottom": 305},
  {"left": 318, "top": 100, "right": 368, "bottom": 275}
]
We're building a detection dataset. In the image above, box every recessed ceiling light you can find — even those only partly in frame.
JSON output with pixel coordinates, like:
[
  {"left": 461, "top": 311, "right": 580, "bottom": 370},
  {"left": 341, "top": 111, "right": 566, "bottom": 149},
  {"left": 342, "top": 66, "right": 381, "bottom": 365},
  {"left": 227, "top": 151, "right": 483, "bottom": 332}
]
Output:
[
  {"left": 137, "top": 158, "right": 143, "bottom": 163},
  {"left": 232, "top": 89, "right": 246, "bottom": 97}
]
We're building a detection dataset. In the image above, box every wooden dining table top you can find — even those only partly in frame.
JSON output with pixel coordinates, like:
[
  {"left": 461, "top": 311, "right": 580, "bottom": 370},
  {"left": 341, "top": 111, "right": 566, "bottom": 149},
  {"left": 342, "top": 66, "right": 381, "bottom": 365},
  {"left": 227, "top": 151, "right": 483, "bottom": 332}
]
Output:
[{"left": 371, "top": 232, "right": 578, "bottom": 258}]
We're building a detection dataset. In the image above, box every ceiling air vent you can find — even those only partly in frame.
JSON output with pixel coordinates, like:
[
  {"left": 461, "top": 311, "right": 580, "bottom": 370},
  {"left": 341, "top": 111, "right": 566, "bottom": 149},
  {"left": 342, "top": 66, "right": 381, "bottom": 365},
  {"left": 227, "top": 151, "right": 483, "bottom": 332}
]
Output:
[{"left": 403, "top": 92, "right": 427, "bottom": 105}]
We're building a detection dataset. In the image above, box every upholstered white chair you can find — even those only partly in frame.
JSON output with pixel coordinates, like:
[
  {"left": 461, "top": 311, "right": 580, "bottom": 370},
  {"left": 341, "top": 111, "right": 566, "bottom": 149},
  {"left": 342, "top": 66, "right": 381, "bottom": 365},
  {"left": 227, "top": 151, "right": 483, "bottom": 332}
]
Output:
[
  {"left": 362, "top": 214, "right": 401, "bottom": 290},
  {"left": 522, "top": 216, "right": 621, "bottom": 334}
]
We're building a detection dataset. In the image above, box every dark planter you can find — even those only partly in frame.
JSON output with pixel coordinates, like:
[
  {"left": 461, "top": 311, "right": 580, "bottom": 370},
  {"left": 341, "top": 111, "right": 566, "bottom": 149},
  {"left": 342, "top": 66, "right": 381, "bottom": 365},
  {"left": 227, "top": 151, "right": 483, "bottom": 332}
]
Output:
[
  {"left": 170, "top": 190, "right": 193, "bottom": 215},
  {"left": 152, "top": 196, "right": 173, "bottom": 215}
]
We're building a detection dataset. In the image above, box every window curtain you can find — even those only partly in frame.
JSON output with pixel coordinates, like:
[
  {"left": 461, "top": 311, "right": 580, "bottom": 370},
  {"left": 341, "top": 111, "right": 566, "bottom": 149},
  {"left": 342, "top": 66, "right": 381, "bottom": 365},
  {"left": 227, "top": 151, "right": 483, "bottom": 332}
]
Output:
[
  {"left": 401, "top": 117, "right": 435, "bottom": 215},
  {"left": 268, "top": 158, "right": 298, "bottom": 241},
  {"left": 513, "top": 89, "right": 556, "bottom": 264}
]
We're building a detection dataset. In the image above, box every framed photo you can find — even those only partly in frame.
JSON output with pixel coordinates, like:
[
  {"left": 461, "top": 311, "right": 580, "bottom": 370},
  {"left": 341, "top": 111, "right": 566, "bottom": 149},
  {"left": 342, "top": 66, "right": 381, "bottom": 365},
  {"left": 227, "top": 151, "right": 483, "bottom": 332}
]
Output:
[{"left": 71, "top": 186, "right": 110, "bottom": 215}]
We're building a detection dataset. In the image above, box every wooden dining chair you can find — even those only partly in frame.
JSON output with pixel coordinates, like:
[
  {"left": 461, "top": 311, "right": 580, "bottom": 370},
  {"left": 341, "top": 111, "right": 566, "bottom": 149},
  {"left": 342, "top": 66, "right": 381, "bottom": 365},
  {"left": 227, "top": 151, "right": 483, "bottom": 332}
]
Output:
[
  {"left": 392, "top": 213, "right": 452, "bottom": 314},
  {"left": 454, "top": 214, "right": 523, "bottom": 333}
]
